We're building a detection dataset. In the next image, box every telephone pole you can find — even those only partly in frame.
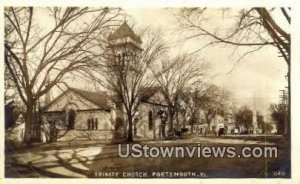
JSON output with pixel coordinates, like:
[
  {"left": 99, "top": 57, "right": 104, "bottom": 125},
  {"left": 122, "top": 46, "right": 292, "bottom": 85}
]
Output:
[{"left": 279, "top": 89, "right": 288, "bottom": 134}]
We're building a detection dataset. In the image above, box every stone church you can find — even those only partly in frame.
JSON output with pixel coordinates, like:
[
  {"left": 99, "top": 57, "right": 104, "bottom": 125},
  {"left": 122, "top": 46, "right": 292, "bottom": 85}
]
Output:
[{"left": 42, "top": 22, "right": 169, "bottom": 142}]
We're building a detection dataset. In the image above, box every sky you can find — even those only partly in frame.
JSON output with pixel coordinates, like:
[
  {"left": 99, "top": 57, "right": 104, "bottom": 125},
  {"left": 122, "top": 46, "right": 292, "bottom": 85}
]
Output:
[
  {"left": 28, "top": 8, "right": 288, "bottom": 118},
  {"left": 124, "top": 8, "right": 288, "bottom": 117}
]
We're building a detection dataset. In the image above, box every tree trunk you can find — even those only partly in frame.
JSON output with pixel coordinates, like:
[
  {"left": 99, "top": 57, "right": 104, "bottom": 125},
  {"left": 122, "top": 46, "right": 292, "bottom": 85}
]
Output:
[
  {"left": 182, "top": 113, "right": 187, "bottom": 128},
  {"left": 127, "top": 114, "right": 133, "bottom": 142},
  {"left": 190, "top": 113, "right": 196, "bottom": 134},
  {"left": 175, "top": 109, "right": 180, "bottom": 129},
  {"left": 168, "top": 106, "right": 174, "bottom": 133},
  {"left": 24, "top": 102, "right": 34, "bottom": 144},
  {"left": 205, "top": 114, "right": 212, "bottom": 133}
]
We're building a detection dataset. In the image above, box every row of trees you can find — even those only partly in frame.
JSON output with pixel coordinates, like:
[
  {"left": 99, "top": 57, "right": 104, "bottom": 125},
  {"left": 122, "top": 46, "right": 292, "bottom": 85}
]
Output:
[
  {"left": 235, "top": 106, "right": 273, "bottom": 134},
  {"left": 176, "top": 7, "right": 290, "bottom": 137},
  {"left": 177, "top": 7, "right": 290, "bottom": 65},
  {"left": 5, "top": 7, "right": 289, "bottom": 143},
  {"left": 270, "top": 103, "right": 289, "bottom": 135},
  {"left": 95, "top": 45, "right": 227, "bottom": 141},
  {"left": 4, "top": 7, "right": 202, "bottom": 143},
  {"left": 5, "top": 7, "right": 123, "bottom": 143},
  {"left": 233, "top": 103, "right": 289, "bottom": 135}
]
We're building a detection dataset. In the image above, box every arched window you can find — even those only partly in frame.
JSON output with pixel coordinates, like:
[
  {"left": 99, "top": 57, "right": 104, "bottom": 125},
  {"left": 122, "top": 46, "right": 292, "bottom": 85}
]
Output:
[
  {"left": 95, "top": 118, "right": 98, "bottom": 130},
  {"left": 116, "top": 54, "right": 121, "bottom": 62},
  {"left": 148, "top": 111, "right": 153, "bottom": 130},
  {"left": 115, "top": 117, "right": 124, "bottom": 131},
  {"left": 87, "top": 119, "right": 91, "bottom": 130},
  {"left": 87, "top": 118, "right": 99, "bottom": 130},
  {"left": 66, "top": 109, "right": 76, "bottom": 129},
  {"left": 91, "top": 118, "right": 94, "bottom": 130}
]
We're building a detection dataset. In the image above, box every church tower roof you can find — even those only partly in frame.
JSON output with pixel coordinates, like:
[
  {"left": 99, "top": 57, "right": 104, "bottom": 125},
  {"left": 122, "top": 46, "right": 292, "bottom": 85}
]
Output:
[{"left": 108, "top": 21, "right": 142, "bottom": 44}]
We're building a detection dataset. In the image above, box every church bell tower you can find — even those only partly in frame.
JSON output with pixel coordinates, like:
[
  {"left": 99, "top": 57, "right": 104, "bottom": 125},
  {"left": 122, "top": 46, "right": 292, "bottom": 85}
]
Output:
[{"left": 107, "top": 21, "right": 143, "bottom": 63}]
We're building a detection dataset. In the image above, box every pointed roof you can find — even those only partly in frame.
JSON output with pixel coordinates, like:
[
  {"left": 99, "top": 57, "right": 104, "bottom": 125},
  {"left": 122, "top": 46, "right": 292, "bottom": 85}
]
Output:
[
  {"left": 43, "top": 87, "right": 111, "bottom": 111},
  {"left": 108, "top": 21, "right": 142, "bottom": 43},
  {"left": 139, "top": 86, "right": 161, "bottom": 102},
  {"left": 69, "top": 88, "right": 111, "bottom": 110}
]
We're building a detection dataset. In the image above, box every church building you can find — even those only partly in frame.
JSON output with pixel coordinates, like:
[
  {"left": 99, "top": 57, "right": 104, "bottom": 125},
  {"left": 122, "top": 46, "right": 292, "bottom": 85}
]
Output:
[{"left": 41, "top": 22, "right": 168, "bottom": 142}]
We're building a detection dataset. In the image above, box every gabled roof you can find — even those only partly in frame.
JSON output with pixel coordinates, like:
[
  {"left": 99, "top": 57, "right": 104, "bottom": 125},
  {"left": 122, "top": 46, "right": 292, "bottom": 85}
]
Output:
[
  {"left": 108, "top": 21, "right": 142, "bottom": 43},
  {"left": 69, "top": 88, "right": 111, "bottom": 110},
  {"left": 43, "top": 87, "right": 111, "bottom": 111},
  {"left": 139, "top": 86, "right": 162, "bottom": 102}
]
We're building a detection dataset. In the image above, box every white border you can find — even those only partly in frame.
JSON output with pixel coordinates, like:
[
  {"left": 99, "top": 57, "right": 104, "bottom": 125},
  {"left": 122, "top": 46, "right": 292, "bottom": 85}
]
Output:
[{"left": 1, "top": 1, "right": 300, "bottom": 184}]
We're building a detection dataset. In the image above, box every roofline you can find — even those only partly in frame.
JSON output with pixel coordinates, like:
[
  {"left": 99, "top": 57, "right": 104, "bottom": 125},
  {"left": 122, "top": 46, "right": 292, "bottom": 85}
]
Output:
[
  {"left": 43, "top": 108, "right": 111, "bottom": 113},
  {"left": 42, "top": 89, "right": 70, "bottom": 111},
  {"left": 42, "top": 88, "right": 111, "bottom": 112},
  {"left": 69, "top": 88, "right": 111, "bottom": 111}
]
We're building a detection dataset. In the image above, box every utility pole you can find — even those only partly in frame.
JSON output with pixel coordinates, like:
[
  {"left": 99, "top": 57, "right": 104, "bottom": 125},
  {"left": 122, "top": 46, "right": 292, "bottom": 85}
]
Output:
[{"left": 279, "top": 89, "right": 288, "bottom": 134}]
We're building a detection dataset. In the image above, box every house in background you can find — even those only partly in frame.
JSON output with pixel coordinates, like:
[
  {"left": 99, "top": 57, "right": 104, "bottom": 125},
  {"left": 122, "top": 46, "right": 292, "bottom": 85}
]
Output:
[{"left": 184, "top": 111, "right": 236, "bottom": 136}]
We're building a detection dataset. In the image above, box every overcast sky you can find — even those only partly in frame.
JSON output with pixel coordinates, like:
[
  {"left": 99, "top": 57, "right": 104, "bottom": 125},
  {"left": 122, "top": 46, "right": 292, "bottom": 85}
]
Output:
[
  {"left": 124, "top": 8, "right": 288, "bottom": 117},
  {"left": 37, "top": 7, "right": 288, "bottom": 118}
]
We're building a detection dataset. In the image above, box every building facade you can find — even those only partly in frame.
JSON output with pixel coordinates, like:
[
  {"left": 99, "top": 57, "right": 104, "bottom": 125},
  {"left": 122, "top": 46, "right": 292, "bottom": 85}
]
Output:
[
  {"left": 41, "top": 22, "right": 169, "bottom": 142},
  {"left": 42, "top": 88, "right": 115, "bottom": 142}
]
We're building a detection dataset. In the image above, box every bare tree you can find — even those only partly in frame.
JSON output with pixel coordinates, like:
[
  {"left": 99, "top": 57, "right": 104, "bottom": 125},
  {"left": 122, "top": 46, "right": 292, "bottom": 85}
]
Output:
[
  {"left": 200, "top": 84, "right": 230, "bottom": 133},
  {"left": 151, "top": 53, "right": 208, "bottom": 134},
  {"left": 94, "top": 27, "right": 166, "bottom": 142},
  {"left": 270, "top": 103, "right": 288, "bottom": 135},
  {"left": 235, "top": 105, "right": 254, "bottom": 133},
  {"left": 4, "top": 66, "right": 18, "bottom": 102},
  {"left": 177, "top": 7, "right": 290, "bottom": 136},
  {"left": 181, "top": 85, "right": 208, "bottom": 133},
  {"left": 177, "top": 8, "right": 290, "bottom": 66},
  {"left": 4, "top": 7, "right": 122, "bottom": 143}
]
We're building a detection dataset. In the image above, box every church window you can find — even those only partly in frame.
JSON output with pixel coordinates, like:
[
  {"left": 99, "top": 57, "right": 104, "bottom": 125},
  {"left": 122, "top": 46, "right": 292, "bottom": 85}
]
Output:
[
  {"left": 148, "top": 111, "right": 153, "bottom": 130},
  {"left": 87, "top": 118, "right": 98, "bottom": 130},
  {"left": 87, "top": 119, "right": 91, "bottom": 130},
  {"left": 66, "top": 109, "right": 76, "bottom": 129},
  {"left": 95, "top": 118, "right": 98, "bottom": 130}
]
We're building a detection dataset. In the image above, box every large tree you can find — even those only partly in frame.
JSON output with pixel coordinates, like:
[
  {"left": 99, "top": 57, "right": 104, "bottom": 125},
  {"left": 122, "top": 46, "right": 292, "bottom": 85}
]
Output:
[
  {"left": 270, "top": 103, "right": 288, "bottom": 135},
  {"left": 182, "top": 85, "right": 209, "bottom": 133},
  {"left": 94, "top": 27, "right": 166, "bottom": 142},
  {"left": 177, "top": 7, "right": 290, "bottom": 65},
  {"left": 151, "top": 53, "right": 208, "bottom": 134},
  {"left": 200, "top": 84, "right": 230, "bottom": 133},
  {"left": 235, "top": 105, "right": 253, "bottom": 132},
  {"left": 4, "top": 7, "right": 121, "bottom": 143},
  {"left": 177, "top": 7, "right": 290, "bottom": 138}
]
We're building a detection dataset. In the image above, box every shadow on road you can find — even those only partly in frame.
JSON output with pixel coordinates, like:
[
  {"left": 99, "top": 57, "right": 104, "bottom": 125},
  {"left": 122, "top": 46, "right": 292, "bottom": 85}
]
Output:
[{"left": 5, "top": 136, "right": 291, "bottom": 178}]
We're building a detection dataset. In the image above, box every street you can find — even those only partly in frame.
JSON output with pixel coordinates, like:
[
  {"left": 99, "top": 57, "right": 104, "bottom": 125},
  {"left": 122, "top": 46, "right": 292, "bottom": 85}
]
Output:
[{"left": 5, "top": 135, "right": 290, "bottom": 178}]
